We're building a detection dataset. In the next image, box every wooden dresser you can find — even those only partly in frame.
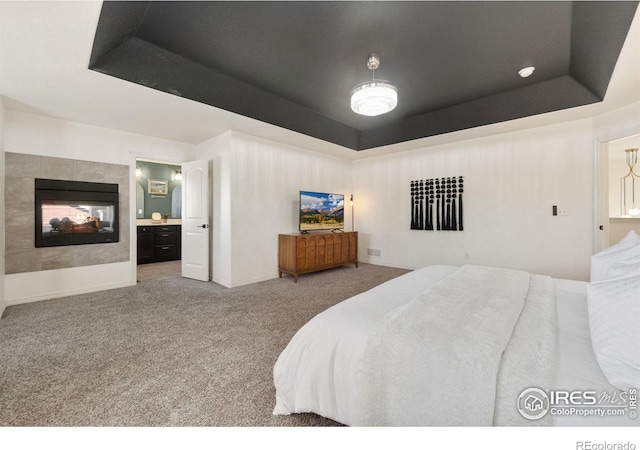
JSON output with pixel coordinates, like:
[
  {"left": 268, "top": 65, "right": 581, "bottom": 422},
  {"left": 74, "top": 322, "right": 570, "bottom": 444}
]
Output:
[{"left": 278, "top": 231, "right": 358, "bottom": 282}]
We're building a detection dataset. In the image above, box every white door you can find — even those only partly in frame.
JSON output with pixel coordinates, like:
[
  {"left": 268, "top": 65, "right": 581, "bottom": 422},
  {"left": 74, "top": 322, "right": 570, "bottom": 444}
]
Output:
[{"left": 181, "top": 159, "right": 210, "bottom": 281}]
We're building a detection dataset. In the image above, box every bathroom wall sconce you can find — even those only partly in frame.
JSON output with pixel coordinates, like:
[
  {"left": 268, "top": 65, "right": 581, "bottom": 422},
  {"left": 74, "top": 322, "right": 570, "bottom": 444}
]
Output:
[
  {"left": 173, "top": 170, "right": 182, "bottom": 181},
  {"left": 135, "top": 167, "right": 142, "bottom": 178}
]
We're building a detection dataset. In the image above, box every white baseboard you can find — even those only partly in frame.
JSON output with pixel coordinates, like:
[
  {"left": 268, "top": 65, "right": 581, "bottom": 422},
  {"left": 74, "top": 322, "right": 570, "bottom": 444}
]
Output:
[
  {"left": 357, "top": 257, "right": 419, "bottom": 271},
  {"left": 5, "top": 262, "right": 134, "bottom": 306},
  {"left": 7, "top": 281, "right": 133, "bottom": 306},
  {"left": 211, "top": 276, "right": 232, "bottom": 288},
  {"left": 212, "top": 272, "right": 287, "bottom": 288},
  {"left": 227, "top": 273, "right": 279, "bottom": 288}
]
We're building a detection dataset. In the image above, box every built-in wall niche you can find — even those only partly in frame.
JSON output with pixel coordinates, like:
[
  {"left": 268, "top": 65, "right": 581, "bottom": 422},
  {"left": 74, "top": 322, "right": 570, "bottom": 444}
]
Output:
[
  {"left": 607, "top": 135, "right": 640, "bottom": 247},
  {"left": 608, "top": 136, "right": 640, "bottom": 218},
  {"left": 135, "top": 160, "right": 182, "bottom": 219}
]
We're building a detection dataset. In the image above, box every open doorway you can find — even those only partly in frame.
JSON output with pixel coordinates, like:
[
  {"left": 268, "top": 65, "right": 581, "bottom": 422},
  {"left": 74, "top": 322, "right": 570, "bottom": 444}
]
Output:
[
  {"left": 599, "top": 134, "right": 640, "bottom": 251},
  {"left": 135, "top": 158, "right": 183, "bottom": 282}
]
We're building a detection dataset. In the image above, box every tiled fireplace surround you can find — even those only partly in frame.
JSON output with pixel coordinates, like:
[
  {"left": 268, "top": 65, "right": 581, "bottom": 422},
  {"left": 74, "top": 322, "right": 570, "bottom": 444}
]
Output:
[{"left": 4, "top": 153, "right": 130, "bottom": 274}]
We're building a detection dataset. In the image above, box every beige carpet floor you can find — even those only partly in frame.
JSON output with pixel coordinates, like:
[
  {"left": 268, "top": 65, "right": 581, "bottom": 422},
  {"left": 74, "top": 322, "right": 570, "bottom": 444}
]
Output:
[{"left": 0, "top": 263, "right": 409, "bottom": 426}]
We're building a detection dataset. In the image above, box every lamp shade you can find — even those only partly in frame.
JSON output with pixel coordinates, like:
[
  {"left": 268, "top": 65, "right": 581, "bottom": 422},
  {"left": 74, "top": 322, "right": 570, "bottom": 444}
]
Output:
[{"left": 351, "top": 81, "right": 398, "bottom": 116}]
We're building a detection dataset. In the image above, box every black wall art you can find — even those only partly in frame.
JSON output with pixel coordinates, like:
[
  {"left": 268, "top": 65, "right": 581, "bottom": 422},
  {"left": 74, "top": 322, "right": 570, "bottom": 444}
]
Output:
[{"left": 410, "top": 176, "right": 464, "bottom": 231}]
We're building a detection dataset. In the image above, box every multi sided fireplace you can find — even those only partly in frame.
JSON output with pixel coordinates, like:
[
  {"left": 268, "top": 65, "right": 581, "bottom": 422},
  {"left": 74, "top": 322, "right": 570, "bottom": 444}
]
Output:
[{"left": 35, "top": 178, "right": 119, "bottom": 248}]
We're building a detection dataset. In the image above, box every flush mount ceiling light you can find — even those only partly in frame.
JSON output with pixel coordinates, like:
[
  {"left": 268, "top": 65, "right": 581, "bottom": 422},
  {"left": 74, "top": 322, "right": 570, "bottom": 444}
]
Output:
[
  {"left": 351, "top": 54, "right": 398, "bottom": 116},
  {"left": 518, "top": 66, "right": 536, "bottom": 78}
]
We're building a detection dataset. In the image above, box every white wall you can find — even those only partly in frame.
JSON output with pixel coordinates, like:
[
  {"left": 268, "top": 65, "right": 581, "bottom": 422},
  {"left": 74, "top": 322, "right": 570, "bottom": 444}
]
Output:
[
  {"left": 6, "top": 101, "right": 640, "bottom": 299},
  {"left": 0, "top": 98, "right": 6, "bottom": 318},
  {"left": 3, "top": 111, "right": 196, "bottom": 304},
  {"left": 609, "top": 218, "right": 640, "bottom": 245},
  {"left": 6, "top": 111, "right": 196, "bottom": 166},
  {"left": 609, "top": 158, "right": 627, "bottom": 217},
  {"left": 597, "top": 103, "right": 640, "bottom": 221},
  {"left": 197, "top": 106, "right": 640, "bottom": 286},
  {"left": 593, "top": 101, "right": 640, "bottom": 251},
  {"left": 197, "top": 131, "right": 353, "bottom": 287},
  {"left": 593, "top": 101, "right": 640, "bottom": 144},
  {"left": 196, "top": 132, "right": 233, "bottom": 286},
  {"left": 353, "top": 119, "right": 595, "bottom": 281}
]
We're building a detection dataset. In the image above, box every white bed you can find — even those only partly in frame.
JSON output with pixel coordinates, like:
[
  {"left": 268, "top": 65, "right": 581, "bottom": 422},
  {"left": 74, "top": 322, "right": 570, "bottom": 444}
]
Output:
[
  {"left": 273, "top": 264, "right": 638, "bottom": 427},
  {"left": 554, "top": 277, "right": 636, "bottom": 426}
]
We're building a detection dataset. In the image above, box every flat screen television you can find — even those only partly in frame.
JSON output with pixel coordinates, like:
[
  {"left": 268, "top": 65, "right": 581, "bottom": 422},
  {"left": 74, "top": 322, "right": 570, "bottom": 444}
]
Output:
[{"left": 299, "top": 191, "right": 345, "bottom": 232}]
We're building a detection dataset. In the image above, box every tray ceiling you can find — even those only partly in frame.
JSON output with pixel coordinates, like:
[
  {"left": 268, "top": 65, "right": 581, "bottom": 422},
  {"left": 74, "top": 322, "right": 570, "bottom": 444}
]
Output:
[{"left": 89, "top": 1, "right": 638, "bottom": 151}]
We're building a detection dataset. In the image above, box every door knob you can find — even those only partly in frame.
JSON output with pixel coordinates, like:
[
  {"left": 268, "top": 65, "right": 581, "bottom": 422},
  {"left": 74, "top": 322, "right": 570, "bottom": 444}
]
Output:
[{"left": 199, "top": 224, "right": 209, "bottom": 229}]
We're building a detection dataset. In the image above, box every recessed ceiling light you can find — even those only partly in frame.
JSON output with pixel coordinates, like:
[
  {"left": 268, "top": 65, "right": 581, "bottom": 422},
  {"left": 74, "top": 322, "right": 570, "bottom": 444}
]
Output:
[{"left": 518, "top": 66, "right": 535, "bottom": 78}]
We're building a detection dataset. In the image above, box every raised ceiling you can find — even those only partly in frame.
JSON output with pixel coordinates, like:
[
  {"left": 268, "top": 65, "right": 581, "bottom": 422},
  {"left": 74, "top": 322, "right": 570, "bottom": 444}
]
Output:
[{"left": 90, "top": 1, "right": 638, "bottom": 151}]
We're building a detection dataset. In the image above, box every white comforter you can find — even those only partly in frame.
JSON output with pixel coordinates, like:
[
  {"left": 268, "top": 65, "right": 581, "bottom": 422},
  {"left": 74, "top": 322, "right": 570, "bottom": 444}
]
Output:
[
  {"left": 273, "top": 265, "right": 556, "bottom": 426},
  {"left": 354, "top": 265, "right": 555, "bottom": 426}
]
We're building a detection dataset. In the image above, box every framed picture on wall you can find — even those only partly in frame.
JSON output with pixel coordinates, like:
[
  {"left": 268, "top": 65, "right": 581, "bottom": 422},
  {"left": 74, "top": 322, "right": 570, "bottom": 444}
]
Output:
[{"left": 148, "top": 179, "right": 168, "bottom": 195}]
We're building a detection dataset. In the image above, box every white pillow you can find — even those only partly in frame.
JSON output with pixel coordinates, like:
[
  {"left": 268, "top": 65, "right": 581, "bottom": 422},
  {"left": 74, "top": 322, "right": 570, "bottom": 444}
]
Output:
[
  {"left": 606, "top": 258, "right": 640, "bottom": 280},
  {"left": 609, "top": 230, "right": 640, "bottom": 251},
  {"left": 591, "top": 232, "right": 640, "bottom": 282},
  {"left": 587, "top": 274, "right": 640, "bottom": 391}
]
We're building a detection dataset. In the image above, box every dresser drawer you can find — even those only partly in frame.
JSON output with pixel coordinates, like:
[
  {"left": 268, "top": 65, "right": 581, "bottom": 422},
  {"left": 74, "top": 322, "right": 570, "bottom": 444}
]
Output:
[
  {"left": 155, "top": 244, "right": 178, "bottom": 261},
  {"left": 137, "top": 226, "right": 154, "bottom": 234},
  {"left": 155, "top": 231, "right": 177, "bottom": 245},
  {"left": 154, "top": 225, "right": 179, "bottom": 233}
]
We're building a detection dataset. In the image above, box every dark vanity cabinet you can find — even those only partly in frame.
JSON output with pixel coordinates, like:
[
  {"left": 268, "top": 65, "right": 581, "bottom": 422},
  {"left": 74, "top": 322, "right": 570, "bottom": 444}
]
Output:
[
  {"left": 137, "top": 225, "right": 181, "bottom": 264},
  {"left": 137, "top": 226, "right": 155, "bottom": 264}
]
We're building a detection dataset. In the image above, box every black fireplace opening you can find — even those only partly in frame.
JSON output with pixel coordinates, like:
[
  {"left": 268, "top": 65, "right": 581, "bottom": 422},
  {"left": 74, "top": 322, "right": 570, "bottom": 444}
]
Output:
[{"left": 35, "top": 178, "right": 119, "bottom": 248}]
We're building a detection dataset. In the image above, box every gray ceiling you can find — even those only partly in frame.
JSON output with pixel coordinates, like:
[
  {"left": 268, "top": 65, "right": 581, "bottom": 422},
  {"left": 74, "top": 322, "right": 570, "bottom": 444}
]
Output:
[{"left": 89, "top": 1, "right": 638, "bottom": 151}]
